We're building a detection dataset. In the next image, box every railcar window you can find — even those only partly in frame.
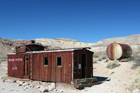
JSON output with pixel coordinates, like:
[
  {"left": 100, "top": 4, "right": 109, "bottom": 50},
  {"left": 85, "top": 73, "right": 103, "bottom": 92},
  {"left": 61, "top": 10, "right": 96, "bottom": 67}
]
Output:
[
  {"left": 43, "top": 57, "right": 48, "bottom": 66},
  {"left": 57, "top": 57, "right": 61, "bottom": 66}
]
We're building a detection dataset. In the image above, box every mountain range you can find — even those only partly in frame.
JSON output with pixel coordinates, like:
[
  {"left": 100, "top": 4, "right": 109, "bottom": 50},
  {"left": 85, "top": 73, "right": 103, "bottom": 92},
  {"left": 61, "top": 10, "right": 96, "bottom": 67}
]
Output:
[{"left": 0, "top": 34, "right": 140, "bottom": 58}]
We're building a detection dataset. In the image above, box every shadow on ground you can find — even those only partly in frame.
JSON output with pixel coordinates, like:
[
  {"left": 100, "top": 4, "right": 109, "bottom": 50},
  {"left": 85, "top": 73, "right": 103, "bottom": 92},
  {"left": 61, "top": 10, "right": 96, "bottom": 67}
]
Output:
[
  {"left": 93, "top": 76, "right": 109, "bottom": 82},
  {"left": 76, "top": 76, "right": 109, "bottom": 90}
]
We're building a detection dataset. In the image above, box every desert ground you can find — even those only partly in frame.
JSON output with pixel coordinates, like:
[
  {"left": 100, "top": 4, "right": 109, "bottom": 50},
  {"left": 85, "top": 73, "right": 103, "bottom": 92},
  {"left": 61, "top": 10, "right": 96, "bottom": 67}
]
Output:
[{"left": 0, "top": 59, "right": 135, "bottom": 93}]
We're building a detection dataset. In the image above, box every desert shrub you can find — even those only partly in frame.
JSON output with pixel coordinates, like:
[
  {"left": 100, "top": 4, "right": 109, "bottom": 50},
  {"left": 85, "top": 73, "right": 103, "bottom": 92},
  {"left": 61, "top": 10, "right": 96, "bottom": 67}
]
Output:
[
  {"left": 93, "top": 60, "right": 97, "bottom": 63},
  {"left": 93, "top": 58, "right": 99, "bottom": 63},
  {"left": 93, "top": 51, "right": 108, "bottom": 62},
  {"left": 0, "top": 57, "right": 8, "bottom": 62},
  {"left": 101, "top": 55, "right": 108, "bottom": 59},
  {"left": 106, "top": 60, "right": 120, "bottom": 69},
  {"left": 93, "top": 54, "right": 99, "bottom": 58},
  {"left": 127, "top": 67, "right": 140, "bottom": 92},
  {"left": 131, "top": 45, "right": 140, "bottom": 68},
  {"left": 98, "top": 55, "right": 108, "bottom": 61},
  {"left": 98, "top": 58, "right": 102, "bottom": 61}
]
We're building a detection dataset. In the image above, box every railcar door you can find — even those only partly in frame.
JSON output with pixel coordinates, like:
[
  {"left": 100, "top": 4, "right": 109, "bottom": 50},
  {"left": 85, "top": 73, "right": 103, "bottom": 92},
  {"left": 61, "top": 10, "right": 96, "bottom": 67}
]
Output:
[
  {"left": 81, "top": 54, "right": 87, "bottom": 78},
  {"left": 24, "top": 55, "right": 29, "bottom": 75},
  {"left": 73, "top": 52, "right": 80, "bottom": 79}
]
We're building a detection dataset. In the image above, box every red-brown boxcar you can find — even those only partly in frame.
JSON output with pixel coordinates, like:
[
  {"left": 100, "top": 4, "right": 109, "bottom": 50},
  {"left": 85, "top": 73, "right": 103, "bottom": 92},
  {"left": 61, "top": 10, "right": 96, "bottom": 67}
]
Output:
[{"left": 8, "top": 46, "right": 94, "bottom": 84}]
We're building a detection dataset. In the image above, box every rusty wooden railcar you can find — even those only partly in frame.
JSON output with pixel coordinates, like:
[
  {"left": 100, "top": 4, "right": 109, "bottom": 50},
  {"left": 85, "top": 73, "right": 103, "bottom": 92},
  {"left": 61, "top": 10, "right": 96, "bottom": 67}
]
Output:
[{"left": 7, "top": 47, "right": 94, "bottom": 84}]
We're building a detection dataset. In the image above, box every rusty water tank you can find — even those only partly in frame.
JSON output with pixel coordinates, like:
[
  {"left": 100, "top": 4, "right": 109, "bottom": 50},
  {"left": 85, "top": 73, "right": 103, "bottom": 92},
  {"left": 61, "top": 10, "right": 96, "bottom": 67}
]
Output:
[{"left": 106, "top": 43, "right": 132, "bottom": 60}]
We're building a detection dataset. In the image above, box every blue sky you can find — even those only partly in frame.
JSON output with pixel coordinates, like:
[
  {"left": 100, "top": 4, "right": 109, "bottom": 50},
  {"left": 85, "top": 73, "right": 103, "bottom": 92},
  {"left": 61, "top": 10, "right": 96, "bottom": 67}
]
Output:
[{"left": 0, "top": 0, "right": 140, "bottom": 43}]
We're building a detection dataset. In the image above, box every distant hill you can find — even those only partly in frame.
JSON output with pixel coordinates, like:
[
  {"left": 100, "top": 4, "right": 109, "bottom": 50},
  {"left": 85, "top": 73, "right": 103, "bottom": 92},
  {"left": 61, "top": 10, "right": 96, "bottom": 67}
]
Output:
[
  {"left": 0, "top": 34, "right": 140, "bottom": 58},
  {"left": 97, "top": 34, "right": 140, "bottom": 46}
]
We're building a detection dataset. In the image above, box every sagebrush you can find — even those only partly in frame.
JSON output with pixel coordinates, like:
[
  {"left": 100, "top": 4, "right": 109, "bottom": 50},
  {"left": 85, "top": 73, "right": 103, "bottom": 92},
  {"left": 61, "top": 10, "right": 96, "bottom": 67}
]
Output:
[
  {"left": 106, "top": 60, "right": 120, "bottom": 69},
  {"left": 127, "top": 67, "right": 140, "bottom": 91},
  {"left": 132, "top": 44, "right": 140, "bottom": 68}
]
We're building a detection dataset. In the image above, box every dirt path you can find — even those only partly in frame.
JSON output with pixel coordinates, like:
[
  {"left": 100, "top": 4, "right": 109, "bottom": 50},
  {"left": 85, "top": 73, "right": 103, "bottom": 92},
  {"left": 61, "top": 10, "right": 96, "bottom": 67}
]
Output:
[{"left": 83, "top": 61, "right": 134, "bottom": 93}]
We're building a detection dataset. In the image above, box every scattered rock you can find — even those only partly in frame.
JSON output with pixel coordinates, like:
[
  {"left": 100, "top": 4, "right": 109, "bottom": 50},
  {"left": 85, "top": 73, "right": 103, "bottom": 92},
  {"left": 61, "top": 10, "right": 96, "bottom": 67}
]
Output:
[
  {"left": 11, "top": 79, "right": 16, "bottom": 83},
  {"left": 35, "top": 85, "right": 40, "bottom": 89},
  {"left": 2, "top": 79, "right": 5, "bottom": 82},
  {"left": 19, "top": 81, "right": 24, "bottom": 85},
  {"left": 1, "top": 78, "right": 66, "bottom": 93},
  {"left": 106, "top": 59, "right": 110, "bottom": 62},
  {"left": 132, "top": 89, "right": 140, "bottom": 93},
  {"left": 39, "top": 86, "right": 48, "bottom": 92},
  {"left": 51, "top": 83, "right": 56, "bottom": 87},
  {"left": 6, "top": 79, "right": 12, "bottom": 83},
  {"left": 24, "top": 86, "right": 29, "bottom": 90},
  {"left": 29, "top": 84, "right": 35, "bottom": 88},
  {"left": 48, "top": 83, "right": 56, "bottom": 91},
  {"left": 48, "top": 86, "right": 54, "bottom": 91},
  {"left": 18, "top": 84, "right": 22, "bottom": 86},
  {"left": 110, "top": 72, "right": 114, "bottom": 75},
  {"left": 17, "top": 81, "right": 25, "bottom": 86},
  {"left": 22, "top": 82, "right": 30, "bottom": 86}
]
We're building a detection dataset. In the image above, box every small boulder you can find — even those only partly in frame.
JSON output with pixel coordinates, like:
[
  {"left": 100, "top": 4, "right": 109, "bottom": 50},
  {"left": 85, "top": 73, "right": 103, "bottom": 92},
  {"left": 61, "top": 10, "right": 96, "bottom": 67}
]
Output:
[
  {"left": 48, "top": 83, "right": 56, "bottom": 91},
  {"left": 29, "top": 84, "right": 35, "bottom": 88},
  {"left": 11, "top": 79, "right": 16, "bottom": 83},
  {"left": 18, "top": 84, "right": 22, "bottom": 86},
  {"left": 17, "top": 81, "right": 24, "bottom": 86},
  {"left": 24, "top": 86, "right": 29, "bottom": 90},
  {"left": 22, "top": 82, "right": 30, "bottom": 86},
  {"left": 6, "top": 79, "right": 12, "bottom": 83},
  {"left": 39, "top": 86, "right": 48, "bottom": 92},
  {"left": 2, "top": 79, "right": 5, "bottom": 82}
]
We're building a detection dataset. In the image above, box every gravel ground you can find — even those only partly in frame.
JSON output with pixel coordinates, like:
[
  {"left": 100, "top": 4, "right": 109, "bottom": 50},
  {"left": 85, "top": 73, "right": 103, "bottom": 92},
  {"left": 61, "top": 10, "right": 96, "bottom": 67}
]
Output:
[
  {"left": 0, "top": 60, "right": 135, "bottom": 93},
  {"left": 0, "top": 64, "right": 80, "bottom": 93},
  {"left": 0, "top": 68, "right": 41, "bottom": 93}
]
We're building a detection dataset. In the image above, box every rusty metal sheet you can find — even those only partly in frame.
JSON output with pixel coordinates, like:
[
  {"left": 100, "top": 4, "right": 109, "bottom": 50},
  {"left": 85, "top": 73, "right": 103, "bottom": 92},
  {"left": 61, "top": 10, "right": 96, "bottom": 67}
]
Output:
[
  {"left": 65, "top": 52, "right": 72, "bottom": 83},
  {"left": 8, "top": 54, "right": 24, "bottom": 78},
  {"left": 8, "top": 48, "right": 93, "bottom": 84},
  {"left": 32, "top": 53, "right": 40, "bottom": 80}
]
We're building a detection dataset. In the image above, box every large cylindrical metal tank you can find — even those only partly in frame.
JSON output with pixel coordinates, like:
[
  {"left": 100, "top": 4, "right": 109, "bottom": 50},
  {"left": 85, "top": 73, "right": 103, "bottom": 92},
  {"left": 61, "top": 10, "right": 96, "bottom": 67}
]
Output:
[{"left": 106, "top": 43, "right": 132, "bottom": 60}]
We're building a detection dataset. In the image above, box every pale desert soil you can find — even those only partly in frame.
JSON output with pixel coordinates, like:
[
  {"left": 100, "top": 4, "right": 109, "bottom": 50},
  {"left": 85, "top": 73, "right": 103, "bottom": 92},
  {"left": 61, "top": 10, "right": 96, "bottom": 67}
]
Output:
[
  {"left": 0, "top": 60, "right": 135, "bottom": 93},
  {"left": 88, "top": 61, "right": 135, "bottom": 93}
]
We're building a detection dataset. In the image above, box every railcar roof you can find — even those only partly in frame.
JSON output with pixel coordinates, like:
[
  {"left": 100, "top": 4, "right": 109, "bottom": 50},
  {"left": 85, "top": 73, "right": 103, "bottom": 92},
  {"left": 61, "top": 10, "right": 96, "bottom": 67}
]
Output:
[{"left": 7, "top": 47, "right": 92, "bottom": 55}]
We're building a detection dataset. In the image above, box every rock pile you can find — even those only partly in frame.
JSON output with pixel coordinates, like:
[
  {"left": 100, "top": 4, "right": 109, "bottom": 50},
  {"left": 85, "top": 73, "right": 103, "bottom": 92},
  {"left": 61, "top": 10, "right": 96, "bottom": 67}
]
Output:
[{"left": 0, "top": 78, "right": 67, "bottom": 93}]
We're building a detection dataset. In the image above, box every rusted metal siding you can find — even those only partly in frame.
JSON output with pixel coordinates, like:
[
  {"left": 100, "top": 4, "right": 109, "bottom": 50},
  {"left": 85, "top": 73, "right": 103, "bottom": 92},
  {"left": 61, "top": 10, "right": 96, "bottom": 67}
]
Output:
[
  {"left": 16, "top": 44, "right": 44, "bottom": 53},
  {"left": 8, "top": 54, "right": 24, "bottom": 78},
  {"left": 8, "top": 48, "right": 93, "bottom": 84},
  {"left": 32, "top": 53, "right": 40, "bottom": 80},
  {"left": 106, "top": 43, "right": 132, "bottom": 60},
  {"left": 16, "top": 46, "right": 26, "bottom": 53},
  {"left": 32, "top": 51, "right": 73, "bottom": 83},
  {"left": 26, "top": 44, "right": 44, "bottom": 51}
]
